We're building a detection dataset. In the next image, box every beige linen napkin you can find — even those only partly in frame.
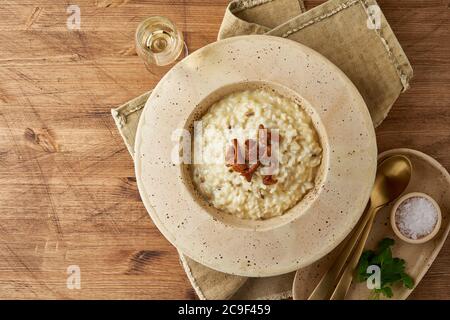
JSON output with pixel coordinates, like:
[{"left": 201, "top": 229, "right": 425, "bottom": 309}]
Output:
[{"left": 112, "top": 0, "right": 412, "bottom": 299}]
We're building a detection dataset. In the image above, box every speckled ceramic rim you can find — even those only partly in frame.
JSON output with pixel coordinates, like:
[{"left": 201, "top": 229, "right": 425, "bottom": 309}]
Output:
[
  {"left": 135, "top": 35, "right": 377, "bottom": 277},
  {"left": 390, "top": 192, "right": 442, "bottom": 244}
]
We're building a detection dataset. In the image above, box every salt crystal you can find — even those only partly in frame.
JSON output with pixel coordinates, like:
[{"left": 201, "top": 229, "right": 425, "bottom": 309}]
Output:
[{"left": 395, "top": 196, "right": 438, "bottom": 240}]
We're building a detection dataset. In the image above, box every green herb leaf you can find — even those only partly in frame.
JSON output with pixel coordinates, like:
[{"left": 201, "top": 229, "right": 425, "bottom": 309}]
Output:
[
  {"left": 378, "top": 286, "right": 393, "bottom": 298},
  {"left": 356, "top": 250, "right": 373, "bottom": 282},
  {"left": 402, "top": 274, "right": 414, "bottom": 289},
  {"left": 355, "top": 238, "right": 414, "bottom": 299}
]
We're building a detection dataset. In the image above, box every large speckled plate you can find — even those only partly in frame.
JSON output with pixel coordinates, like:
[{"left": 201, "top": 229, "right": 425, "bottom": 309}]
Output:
[{"left": 135, "top": 35, "right": 377, "bottom": 277}]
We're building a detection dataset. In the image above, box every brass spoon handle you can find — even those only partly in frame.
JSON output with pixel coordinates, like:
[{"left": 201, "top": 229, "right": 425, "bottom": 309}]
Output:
[
  {"left": 308, "top": 203, "right": 375, "bottom": 300},
  {"left": 330, "top": 208, "right": 379, "bottom": 300}
]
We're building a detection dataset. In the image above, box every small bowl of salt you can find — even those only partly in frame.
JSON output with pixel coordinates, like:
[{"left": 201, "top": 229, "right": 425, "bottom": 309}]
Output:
[{"left": 391, "top": 192, "right": 442, "bottom": 244}]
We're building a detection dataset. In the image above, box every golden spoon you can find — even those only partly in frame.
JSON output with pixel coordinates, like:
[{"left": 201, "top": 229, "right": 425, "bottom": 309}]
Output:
[
  {"left": 309, "top": 155, "right": 412, "bottom": 300},
  {"left": 330, "top": 155, "right": 411, "bottom": 299}
]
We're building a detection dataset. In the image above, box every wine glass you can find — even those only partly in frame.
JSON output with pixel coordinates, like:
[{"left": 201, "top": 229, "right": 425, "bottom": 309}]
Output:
[{"left": 135, "top": 16, "right": 188, "bottom": 74}]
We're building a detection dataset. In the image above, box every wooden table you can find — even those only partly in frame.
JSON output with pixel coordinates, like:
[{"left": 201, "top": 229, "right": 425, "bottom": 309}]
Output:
[{"left": 0, "top": 0, "right": 448, "bottom": 299}]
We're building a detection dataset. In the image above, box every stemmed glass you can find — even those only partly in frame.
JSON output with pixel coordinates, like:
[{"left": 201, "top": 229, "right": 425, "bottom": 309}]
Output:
[{"left": 135, "top": 16, "right": 188, "bottom": 74}]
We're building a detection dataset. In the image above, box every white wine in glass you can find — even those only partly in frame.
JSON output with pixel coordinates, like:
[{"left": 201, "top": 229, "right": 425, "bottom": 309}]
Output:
[{"left": 135, "top": 16, "right": 186, "bottom": 71}]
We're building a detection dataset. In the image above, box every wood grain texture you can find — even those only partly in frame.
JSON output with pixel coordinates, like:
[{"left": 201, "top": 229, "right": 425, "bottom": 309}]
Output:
[{"left": 0, "top": 0, "right": 448, "bottom": 299}]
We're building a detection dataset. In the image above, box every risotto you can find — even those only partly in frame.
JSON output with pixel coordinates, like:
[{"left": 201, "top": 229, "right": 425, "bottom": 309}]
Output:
[{"left": 192, "top": 88, "right": 322, "bottom": 220}]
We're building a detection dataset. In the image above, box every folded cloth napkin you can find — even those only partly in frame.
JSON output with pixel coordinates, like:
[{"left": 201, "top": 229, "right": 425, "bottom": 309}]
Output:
[{"left": 112, "top": 0, "right": 412, "bottom": 299}]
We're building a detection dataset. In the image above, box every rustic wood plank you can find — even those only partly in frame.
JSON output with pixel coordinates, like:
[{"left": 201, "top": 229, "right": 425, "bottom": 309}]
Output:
[{"left": 0, "top": 0, "right": 448, "bottom": 299}]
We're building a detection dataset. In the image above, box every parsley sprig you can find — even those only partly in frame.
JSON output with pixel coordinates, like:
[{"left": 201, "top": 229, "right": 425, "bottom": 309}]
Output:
[{"left": 355, "top": 238, "right": 414, "bottom": 299}]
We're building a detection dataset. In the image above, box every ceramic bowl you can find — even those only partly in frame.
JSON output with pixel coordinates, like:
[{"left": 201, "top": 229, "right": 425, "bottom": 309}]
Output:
[{"left": 390, "top": 192, "right": 442, "bottom": 244}]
